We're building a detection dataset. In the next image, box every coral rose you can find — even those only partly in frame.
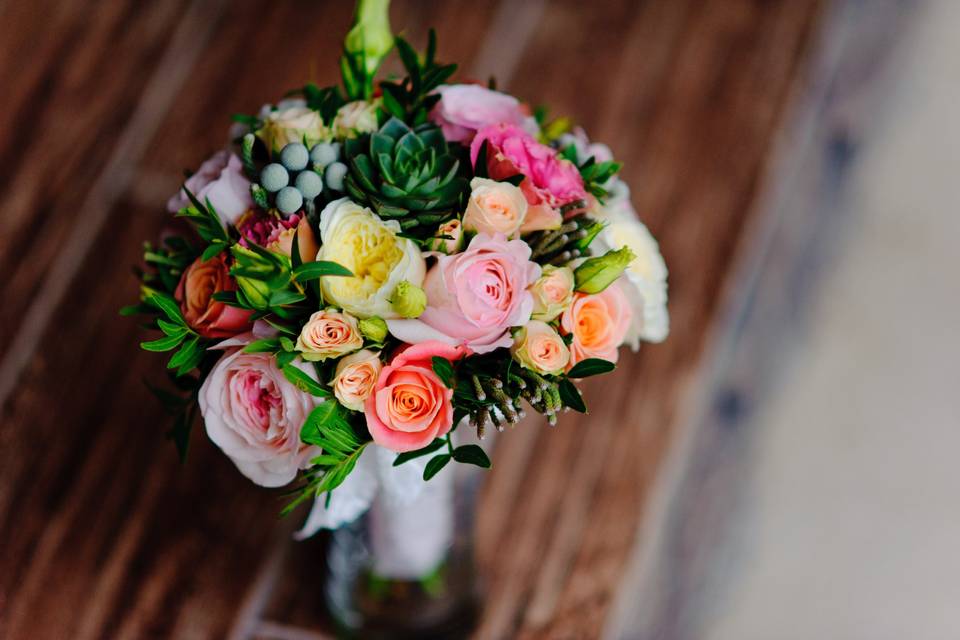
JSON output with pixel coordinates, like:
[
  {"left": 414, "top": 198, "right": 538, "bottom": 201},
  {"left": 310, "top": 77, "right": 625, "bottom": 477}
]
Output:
[
  {"left": 560, "top": 281, "right": 632, "bottom": 367},
  {"left": 364, "top": 341, "right": 467, "bottom": 452},
  {"left": 175, "top": 253, "right": 253, "bottom": 338},
  {"left": 387, "top": 233, "right": 541, "bottom": 354},
  {"left": 199, "top": 336, "right": 320, "bottom": 487}
]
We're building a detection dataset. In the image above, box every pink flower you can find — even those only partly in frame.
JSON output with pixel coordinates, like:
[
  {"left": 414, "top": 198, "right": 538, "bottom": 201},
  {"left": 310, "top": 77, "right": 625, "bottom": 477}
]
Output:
[
  {"left": 429, "top": 84, "right": 526, "bottom": 144},
  {"left": 364, "top": 341, "right": 467, "bottom": 452},
  {"left": 175, "top": 253, "right": 253, "bottom": 339},
  {"left": 470, "top": 124, "right": 586, "bottom": 232},
  {"left": 199, "top": 336, "right": 320, "bottom": 487},
  {"left": 387, "top": 233, "right": 541, "bottom": 353},
  {"left": 166, "top": 151, "right": 253, "bottom": 226},
  {"left": 560, "top": 281, "right": 633, "bottom": 368}
]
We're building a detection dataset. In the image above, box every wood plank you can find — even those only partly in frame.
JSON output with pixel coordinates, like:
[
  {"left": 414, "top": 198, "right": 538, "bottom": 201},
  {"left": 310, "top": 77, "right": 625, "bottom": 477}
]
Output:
[{"left": 0, "top": 0, "right": 825, "bottom": 638}]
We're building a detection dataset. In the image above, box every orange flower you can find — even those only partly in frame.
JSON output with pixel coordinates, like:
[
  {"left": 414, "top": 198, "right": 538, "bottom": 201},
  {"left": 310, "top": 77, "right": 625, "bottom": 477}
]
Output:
[{"left": 175, "top": 253, "right": 253, "bottom": 338}]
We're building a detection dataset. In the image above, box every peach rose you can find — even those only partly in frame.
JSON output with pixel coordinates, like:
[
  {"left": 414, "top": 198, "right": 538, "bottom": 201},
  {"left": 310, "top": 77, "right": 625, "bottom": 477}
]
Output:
[
  {"left": 296, "top": 309, "right": 363, "bottom": 361},
  {"left": 511, "top": 321, "right": 570, "bottom": 375},
  {"left": 364, "top": 341, "right": 467, "bottom": 452},
  {"left": 560, "top": 281, "right": 632, "bottom": 367},
  {"left": 175, "top": 253, "right": 253, "bottom": 338},
  {"left": 462, "top": 177, "right": 528, "bottom": 238},
  {"left": 530, "top": 265, "right": 575, "bottom": 322},
  {"left": 333, "top": 349, "right": 382, "bottom": 411}
]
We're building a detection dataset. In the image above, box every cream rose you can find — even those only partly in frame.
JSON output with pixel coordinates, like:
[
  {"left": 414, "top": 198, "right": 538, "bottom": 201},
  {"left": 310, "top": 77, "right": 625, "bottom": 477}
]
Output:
[
  {"left": 296, "top": 309, "right": 363, "bottom": 361},
  {"left": 511, "top": 321, "right": 570, "bottom": 375},
  {"left": 199, "top": 336, "right": 320, "bottom": 487},
  {"left": 530, "top": 265, "right": 575, "bottom": 322},
  {"left": 315, "top": 198, "right": 426, "bottom": 318},
  {"left": 332, "top": 349, "right": 382, "bottom": 411},
  {"left": 257, "top": 105, "right": 327, "bottom": 152},
  {"left": 333, "top": 100, "right": 379, "bottom": 138},
  {"left": 462, "top": 177, "right": 528, "bottom": 238}
]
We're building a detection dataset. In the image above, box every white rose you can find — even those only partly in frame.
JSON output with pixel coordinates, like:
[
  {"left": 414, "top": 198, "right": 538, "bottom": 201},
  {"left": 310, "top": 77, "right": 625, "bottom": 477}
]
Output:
[
  {"left": 198, "top": 335, "right": 320, "bottom": 487},
  {"left": 315, "top": 198, "right": 426, "bottom": 318},
  {"left": 593, "top": 184, "right": 669, "bottom": 346},
  {"left": 257, "top": 105, "right": 328, "bottom": 152}
]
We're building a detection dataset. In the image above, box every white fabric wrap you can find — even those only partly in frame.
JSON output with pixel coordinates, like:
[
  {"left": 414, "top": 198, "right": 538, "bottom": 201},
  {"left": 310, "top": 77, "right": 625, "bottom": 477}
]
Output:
[{"left": 296, "top": 427, "right": 481, "bottom": 579}]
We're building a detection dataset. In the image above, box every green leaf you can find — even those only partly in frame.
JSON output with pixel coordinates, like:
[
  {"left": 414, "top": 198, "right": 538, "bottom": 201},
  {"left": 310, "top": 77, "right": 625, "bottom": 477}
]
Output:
[
  {"left": 268, "top": 290, "right": 307, "bottom": 306},
  {"left": 431, "top": 356, "right": 455, "bottom": 388},
  {"left": 145, "top": 293, "right": 186, "bottom": 326},
  {"left": 423, "top": 453, "right": 451, "bottom": 481},
  {"left": 451, "top": 444, "right": 491, "bottom": 468},
  {"left": 393, "top": 438, "right": 446, "bottom": 466},
  {"left": 242, "top": 337, "right": 281, "bottom": 353},
  {"left": 282, "top": 364, "right": 331, "bottom": 397},
  {"left": 167, "top": 336, "right": 200, "bottom": 369},
  {"left": 300, "top": 401, "right": 355, "bottom": 448},
  {"left": 157, "top": 319, "right": 187, "bottom": 337},
  {"left": 558, "top": 378, "right": 587, "bottom": 413},
  {"left": 141, "top": 333, "right": 187, "bottom": 352},
  {"left": 566, "top": 358, "right": 616, "bottom": 379},
  {"left": 292, "top": 260, "right": 354, "bottom": 282},
  {"left": 201, "top": 241, "right": 228, "bottom": 262}
]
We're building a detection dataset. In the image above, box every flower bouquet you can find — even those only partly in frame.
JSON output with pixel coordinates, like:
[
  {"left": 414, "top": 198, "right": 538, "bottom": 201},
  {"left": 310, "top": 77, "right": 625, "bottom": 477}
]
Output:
[{"left": 124, "top": 0, "right": 668, "bottom": 633}]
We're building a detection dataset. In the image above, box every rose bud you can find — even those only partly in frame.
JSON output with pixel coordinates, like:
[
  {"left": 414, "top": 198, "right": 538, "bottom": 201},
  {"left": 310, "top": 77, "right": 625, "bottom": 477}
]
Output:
[
  {"left": 427, "top": 218, "right": 464, "bottom": 254},
  {"left": 359, "top": 316, "right": 389, "bottom": 343},
  {"left": 573, "top": 246, "right": 636, "bottom": 294},
  {"left": 390, "top": 280, "right": 428, "bottom": 318},
  {"left": 332, "top": 349, "right": 382, "bottom": 411}
]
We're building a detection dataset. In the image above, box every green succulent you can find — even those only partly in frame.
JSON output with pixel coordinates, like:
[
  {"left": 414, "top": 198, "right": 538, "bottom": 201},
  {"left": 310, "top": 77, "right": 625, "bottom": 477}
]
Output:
[{"left": 342, "top": 117, "right": 468, "bottom": 234}]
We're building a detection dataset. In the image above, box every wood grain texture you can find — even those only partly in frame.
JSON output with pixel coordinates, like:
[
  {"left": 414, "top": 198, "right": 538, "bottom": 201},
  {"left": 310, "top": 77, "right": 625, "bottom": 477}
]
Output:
[{"left": 0, "top": 0, "right": 823, "bottom": 638}]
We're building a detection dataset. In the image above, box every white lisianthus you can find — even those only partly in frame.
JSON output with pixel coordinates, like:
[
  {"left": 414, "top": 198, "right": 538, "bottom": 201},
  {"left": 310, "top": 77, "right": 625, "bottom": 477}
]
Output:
[
  {"left": 592, "top": 181, "right": 669, "bottom": 346},
  {"left": 333, "top": 100, "right": 380, "bottom": 138},
  {"left": 315, "top": 198, "right": 426, "bottom": 318}
]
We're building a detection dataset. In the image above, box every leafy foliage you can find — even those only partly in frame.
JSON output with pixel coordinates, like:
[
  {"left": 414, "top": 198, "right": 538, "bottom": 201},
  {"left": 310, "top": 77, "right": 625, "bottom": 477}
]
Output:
[{"left": 378, "top": 30, "right": 456, "bottom": 126}]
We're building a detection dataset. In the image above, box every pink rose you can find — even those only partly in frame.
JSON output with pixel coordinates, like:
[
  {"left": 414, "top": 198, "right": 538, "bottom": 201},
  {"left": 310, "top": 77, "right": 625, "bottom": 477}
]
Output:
[
  {"left": 166, "top": 150, "right": 253, "bottom": 226},
  {"left": 364, "top": 341, "right": 467, "bottom": 452},
  {"left": 560, "top": 281, "right": 633, "bottom": 368},
  {"left": 470, "top": 124, "right": 587, "bottom": 232},
  {"left": 175, "top": 253, "right": 253, "bottom": 339},
  {"left": 430, "top": 84, "right": 526, "bottom": 144},
  {"left": 387, "top": 233, "right": 541, "bottom": 354},
  {"left": 199, "top": 336, "right": 320, "bottom": 487}
]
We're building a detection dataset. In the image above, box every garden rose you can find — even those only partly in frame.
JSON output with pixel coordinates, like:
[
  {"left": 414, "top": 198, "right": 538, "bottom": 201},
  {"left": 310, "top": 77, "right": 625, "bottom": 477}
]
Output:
[
  {"left": 470, "top": 124, "right": 587, "bottom": 232},
  {"left": 333, "top": 349, "right": 382, "bottom": 411},
  {"left": 364, "top": 341, "right": 467, "bottom": 452},
  {"left": 462, "top": 177, "right": 528, "bottom": 238},
  {"left": 315, "top": 198, "right": 426, "bottom": 318},
  {"left": 199, "top": 338, "right": 320, "bottom": 487},
  {"left": 530, "top": 265, "right": 575, "bottom": 322},
  {"left": 238, "top": 213, "right": 319, "bottom": 265},
  {"left": 560, "top": 281, "right": 632, "bottom": 367},
  {"left": 296, "top": 309, "right": 363, "bottom": 361},
  {"left": 430, "top": 84, "right": 526, "bottom": 143},
  {"left": 511, "top": 321, "right": 570, "bottom": 375},
  {"left": 387, "top": 233, "right": 541, "bottom": 353},
  {"left": 166, "top": 151, "right": 253, "bottom": 226},
  {"left": 175, "top": 253, "right": 253, "bottom": 338},
  {"left": 257, "top": 104, "right": 327, "bottom": 152}
]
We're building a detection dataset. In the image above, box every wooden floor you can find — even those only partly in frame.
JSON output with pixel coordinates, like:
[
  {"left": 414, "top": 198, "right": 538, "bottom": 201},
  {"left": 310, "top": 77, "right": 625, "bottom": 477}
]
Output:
[{"left": 0, "top": 1, "right": 823, "bottom": 638}]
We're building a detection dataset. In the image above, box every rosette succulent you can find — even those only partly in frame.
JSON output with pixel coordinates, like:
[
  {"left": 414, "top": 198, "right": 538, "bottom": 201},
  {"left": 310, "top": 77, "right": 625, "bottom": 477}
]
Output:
[{"left": 342, "top": 117, "right": 468, "bottom": 233}]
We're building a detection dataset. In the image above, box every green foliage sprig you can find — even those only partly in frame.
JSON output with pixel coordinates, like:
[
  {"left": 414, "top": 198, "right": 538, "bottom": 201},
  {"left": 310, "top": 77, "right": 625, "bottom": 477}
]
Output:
[{"left": 379, "top": 30, "right": 457, "bottom": 126}]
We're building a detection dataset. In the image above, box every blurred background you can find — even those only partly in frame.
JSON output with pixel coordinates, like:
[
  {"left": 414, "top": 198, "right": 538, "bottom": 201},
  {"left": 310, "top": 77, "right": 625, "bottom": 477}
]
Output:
[{"left": 1, "top": 0, "right": 957, "bottom": 639}]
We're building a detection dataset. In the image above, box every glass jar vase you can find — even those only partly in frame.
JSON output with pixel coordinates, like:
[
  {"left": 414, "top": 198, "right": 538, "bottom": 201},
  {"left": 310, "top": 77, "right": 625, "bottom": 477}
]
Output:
[{"left": 322, "top": 434, "right": 489, "bottom": 638}]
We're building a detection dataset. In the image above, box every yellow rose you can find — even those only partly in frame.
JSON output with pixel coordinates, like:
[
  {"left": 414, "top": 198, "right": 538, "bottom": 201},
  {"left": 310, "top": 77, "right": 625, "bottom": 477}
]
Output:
[
  {"left": 462, "top": 177, "right": 528, "bottom": 238},
  {"left": 257, "top": 106, "right": 328, "bottom": 152},
  {"left": 315, "top": 198, "right": 426, "bottom": 318}
]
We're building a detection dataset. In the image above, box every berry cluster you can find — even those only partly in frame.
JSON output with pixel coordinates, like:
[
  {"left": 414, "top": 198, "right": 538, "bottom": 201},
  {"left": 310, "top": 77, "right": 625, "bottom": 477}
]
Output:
[{"left": 257, "top": 141, "right": 349, "bottom": 214}]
